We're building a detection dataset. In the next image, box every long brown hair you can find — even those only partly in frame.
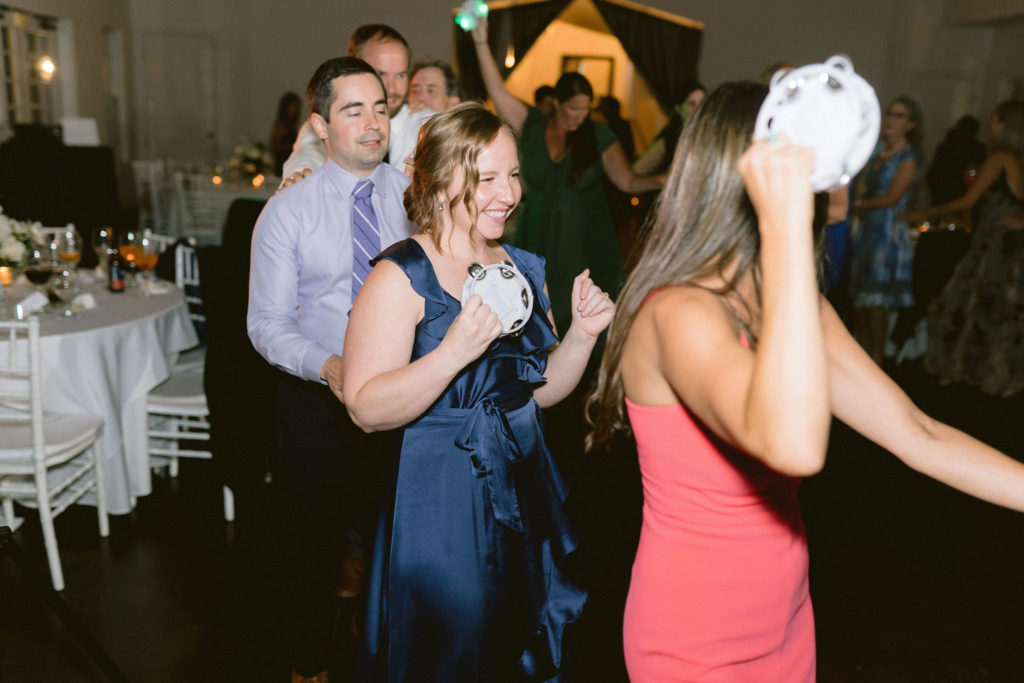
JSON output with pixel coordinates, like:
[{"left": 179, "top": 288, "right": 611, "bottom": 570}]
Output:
[
  {"left": 554, "top": 72, "right": 597, "bottom": 182},
  {"left": 585, "top": 82, "right": 769, "bottom": 452},
  {"left": 585, "top": 81, "right": 830, "bottom": 451},
  {"left": 404, "top": 101, "right": 516, "bottom": 252}
]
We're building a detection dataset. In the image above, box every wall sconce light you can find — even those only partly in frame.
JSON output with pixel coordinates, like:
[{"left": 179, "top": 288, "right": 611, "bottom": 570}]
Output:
[{"left": 36, "top": 56, "right": 56, "bottom": 82}]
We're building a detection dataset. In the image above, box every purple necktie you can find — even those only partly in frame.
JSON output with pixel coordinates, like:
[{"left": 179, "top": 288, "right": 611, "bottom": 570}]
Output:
[{"left": 351, "top": 178, "right": 380, "bottom": 303}]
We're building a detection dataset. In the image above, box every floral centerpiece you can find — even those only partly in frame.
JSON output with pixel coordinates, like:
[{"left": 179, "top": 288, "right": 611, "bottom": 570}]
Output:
[
  {"left": 228, "top": 140, "right": 274, "bottom": 177},
  {"left": 0, "top": 204, "right": 44, "bottom": 268}
]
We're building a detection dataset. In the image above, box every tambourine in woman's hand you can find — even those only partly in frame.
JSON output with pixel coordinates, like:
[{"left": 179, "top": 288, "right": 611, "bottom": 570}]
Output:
[
  {"left": 754, "top": 55, "right": 880, "bottom": 192},
  {"left": 461, "top": 261, "right": 534, "bottom": 337}
]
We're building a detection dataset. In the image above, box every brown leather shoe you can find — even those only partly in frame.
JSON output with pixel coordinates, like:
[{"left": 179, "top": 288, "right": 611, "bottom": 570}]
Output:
[{"left": 335, "top": 556, "right": 367, "bottom": 599}]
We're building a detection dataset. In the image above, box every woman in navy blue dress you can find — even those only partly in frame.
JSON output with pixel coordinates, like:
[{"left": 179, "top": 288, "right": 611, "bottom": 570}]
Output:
[{"left": 342, "top": 102, "right": 614, "bottom": 681}]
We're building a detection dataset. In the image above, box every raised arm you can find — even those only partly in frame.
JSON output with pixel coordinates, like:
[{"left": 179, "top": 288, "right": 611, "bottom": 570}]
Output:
[
  {"left": 343, "top": 259, "right": 503, "bottom": 432},
  {"left": 822, "top": 301, "right": 1024, "bottom": 512},
  {"left": 470, "top": 17, "right": 529, "bottom": 133},
  {"left": 602, "top": 140, "right": 664, "bottom": 194},
  {"left": 533, "top": 269, "right": 614, "bottom": 408},
  {"left": 731, "top": 138, "right": 830, "bottom": 475}
]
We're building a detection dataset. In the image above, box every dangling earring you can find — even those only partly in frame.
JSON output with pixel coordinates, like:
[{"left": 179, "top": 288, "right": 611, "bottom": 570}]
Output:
[{"left": 439, "top": 199, "right": 445, "bottom": 211}]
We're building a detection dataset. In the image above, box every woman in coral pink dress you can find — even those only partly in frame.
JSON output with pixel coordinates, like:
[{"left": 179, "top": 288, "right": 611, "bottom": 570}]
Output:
[{"left": 586, "top": 82, "right": 1024, "bottom": 681}]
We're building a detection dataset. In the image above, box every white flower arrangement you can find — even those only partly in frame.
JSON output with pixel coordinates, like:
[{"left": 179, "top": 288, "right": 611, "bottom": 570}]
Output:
[
  {"left": 0, "top": 204, "right": 45, "bottom": 267},
  {"left": 228, "top": 140, "right": 273, "bottom": 176}
]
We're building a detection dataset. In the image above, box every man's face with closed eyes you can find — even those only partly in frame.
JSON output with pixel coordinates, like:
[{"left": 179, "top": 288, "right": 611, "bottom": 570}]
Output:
[{"left": 311, "top": 73, "right": 391, "bottom": 176}]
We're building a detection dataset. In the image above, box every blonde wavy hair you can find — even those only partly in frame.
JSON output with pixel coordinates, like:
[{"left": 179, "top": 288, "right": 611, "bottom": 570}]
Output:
[{"left": 404, "top": 101, "right": 517, "bottom": 252}]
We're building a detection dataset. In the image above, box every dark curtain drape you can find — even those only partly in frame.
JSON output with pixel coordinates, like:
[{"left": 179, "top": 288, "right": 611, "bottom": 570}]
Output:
[
  {"left": 592, "top": 0, "right": 702, "bottom": 115},
  {"left": 454, "top": 0, "right": 703, "bottom": 116},
  {"left": 455, "top": 0, "right": 572, "bottom": 102}
]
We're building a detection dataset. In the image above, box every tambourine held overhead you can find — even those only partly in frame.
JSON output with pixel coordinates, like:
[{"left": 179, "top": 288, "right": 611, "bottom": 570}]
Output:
[
  {"left": 455, "top": 0, "right": 489, "bottom": 31},
  {"left": 461, "top": 260, "right": 534, "bottom": 337},
  {"left": 754, "top": 55, "right": 880, "bottom": 192}
]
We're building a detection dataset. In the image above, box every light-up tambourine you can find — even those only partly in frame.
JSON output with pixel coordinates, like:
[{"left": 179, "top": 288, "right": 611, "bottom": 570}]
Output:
[
  {"left": 754, "top": 55, "right": 880, "bottom": 192},
  {"left": 455, "top": 0, "right": 489, "bottom": 31},
  {"left": 460, "top": 260, "right": 534, "bottom": 337}
]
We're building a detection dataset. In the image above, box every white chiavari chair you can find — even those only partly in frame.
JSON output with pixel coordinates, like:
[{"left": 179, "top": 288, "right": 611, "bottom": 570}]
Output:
[{"left": 0, "top": 317, "right": 109, "bottom": 591}]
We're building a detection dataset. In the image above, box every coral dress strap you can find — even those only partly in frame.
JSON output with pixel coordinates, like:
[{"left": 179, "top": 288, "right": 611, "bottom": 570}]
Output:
[{"left": 642, "top": 285, "right": 680, "bottom": 305}]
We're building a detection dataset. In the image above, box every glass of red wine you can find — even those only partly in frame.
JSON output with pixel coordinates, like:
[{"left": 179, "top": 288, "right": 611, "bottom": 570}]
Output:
[{"left": 23, "top": 247, "right": 55, "bottom": 292}]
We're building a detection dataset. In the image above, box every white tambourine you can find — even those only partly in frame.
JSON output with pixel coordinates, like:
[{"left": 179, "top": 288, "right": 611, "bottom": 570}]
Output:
[
  {"left": 754, "top": 54, "right": 880, "bottom": 192},
  {"left": 460, "top": 260, "right": 534, "bottom": 337}
]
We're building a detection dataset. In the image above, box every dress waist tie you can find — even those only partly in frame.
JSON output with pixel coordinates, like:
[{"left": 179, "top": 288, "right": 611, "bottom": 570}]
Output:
[{"left": 453, "top": 395, "right": 531, "bottom": 533}]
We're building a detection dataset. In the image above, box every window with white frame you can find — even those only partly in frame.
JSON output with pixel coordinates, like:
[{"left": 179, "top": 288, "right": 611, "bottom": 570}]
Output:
[{"left": 0, "top": 6, "right": 60, "bottom": 139}]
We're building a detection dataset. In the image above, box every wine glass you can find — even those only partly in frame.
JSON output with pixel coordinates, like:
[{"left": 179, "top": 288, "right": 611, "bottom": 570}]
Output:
[
  {"left": 119, "top": 228, "right": 142, "bottom": 287},
  {"left": 92, "top": 226, "right": 113, "bottom": 272},
  {"left": 136, "top": 232, "right": 160, "bottom": 295},
  {"left": 49, "top": 227, "right": 79, "bottom": 304},
  {"left": 22, "top": 246, "right": 77, "bottom": 318},
  {"left": 57, "top": 225, "right": 83, "bottom": 269},
  {"left": 23, "top": 247, "right": 55, "bottom": 293},
  {"left": 55, "top": 225, "right": 82, "bottom": 295}
]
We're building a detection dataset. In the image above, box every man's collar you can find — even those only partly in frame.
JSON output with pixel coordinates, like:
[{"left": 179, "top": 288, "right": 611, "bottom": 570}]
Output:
[{"left": 324, "top": 158, "right": 392, "bottom": 198}]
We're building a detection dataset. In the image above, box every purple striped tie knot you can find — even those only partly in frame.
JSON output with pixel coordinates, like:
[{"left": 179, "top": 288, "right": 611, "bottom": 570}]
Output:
[{"left": 351, "top": 178, "right": 380, "bottom": 303}]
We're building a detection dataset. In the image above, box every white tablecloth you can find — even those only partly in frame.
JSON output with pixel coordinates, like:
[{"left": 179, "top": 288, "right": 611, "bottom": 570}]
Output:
[{"left": 0, "top": 276, "right": 198, "bottom": 514}]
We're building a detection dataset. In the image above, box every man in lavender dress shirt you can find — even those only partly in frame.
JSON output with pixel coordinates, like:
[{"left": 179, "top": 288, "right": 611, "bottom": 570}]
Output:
[{"left": 248, "top": 56, "right": 415, "bottom": 683}]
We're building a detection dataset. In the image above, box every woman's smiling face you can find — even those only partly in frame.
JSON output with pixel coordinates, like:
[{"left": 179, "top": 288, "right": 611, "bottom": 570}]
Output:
[{"left": 446, "top": 128, "right": 522, "bottom": 240}]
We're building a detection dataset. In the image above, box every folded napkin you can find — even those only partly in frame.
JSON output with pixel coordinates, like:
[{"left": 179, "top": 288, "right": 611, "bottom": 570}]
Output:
[
  {"left": 16, "top": 291, "right": 48, "bottom": 319},
  {"left": 71, "top": 292, "right": 97, "bottom": 312}
]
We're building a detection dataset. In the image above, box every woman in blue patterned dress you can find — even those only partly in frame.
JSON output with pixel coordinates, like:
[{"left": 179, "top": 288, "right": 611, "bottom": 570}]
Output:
[{"left": 849, "top": 95, "right": 922, "bottom": 364}]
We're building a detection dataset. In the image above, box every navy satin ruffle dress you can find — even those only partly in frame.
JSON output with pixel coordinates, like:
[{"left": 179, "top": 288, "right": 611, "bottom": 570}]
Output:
[{"left": 355, "top": 239, "right": 586, "bottom": 682}]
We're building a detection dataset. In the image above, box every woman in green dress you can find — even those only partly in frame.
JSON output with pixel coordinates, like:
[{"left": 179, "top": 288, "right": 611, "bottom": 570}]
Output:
[{"left": 471, "top": 18, "right": 664, "bottom": 333}]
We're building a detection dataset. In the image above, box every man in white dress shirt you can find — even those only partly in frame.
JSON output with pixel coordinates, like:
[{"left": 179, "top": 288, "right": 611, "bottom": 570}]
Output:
[
  {"left": 282, "top": 24, "right": 435, "bottom": 181},
  {"left": 248, "top": 56, "right": 415, "bottom": 683}
]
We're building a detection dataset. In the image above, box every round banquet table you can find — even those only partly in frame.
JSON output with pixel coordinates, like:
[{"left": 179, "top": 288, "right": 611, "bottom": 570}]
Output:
[{"left": 0, "top": 274, "right": 199, "bottom": 514}]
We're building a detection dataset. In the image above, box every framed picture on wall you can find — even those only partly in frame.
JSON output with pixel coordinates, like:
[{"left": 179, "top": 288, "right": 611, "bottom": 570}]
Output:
[{"left": 561, "top": 56, "right": 614, "bottom": 99}]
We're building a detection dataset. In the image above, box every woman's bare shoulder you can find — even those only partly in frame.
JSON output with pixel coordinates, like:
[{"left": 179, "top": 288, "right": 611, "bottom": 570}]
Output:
[
  {"left": 629, "top": 283, "right": 739, "bottom": 359},
  {"left": 623, "top": 283, "right": 747, "bottom": 405},
  {"left": 641, "top": 284, "right": 731, "bottom": 326}
]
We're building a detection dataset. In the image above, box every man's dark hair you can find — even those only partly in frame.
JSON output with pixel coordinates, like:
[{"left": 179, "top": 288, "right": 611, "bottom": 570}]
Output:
[
  {"left": 411, "top": 58, "right": 464, "bottom": 100},
  {"left": 954, "top": 115, "right": 980, "bottom": 139},
  {"left": 534, "top": 85, "right": 556, "bottom": 105},
  {"left": 306, "top": 57, "right": 384, "bottom": 121},
  {"left": 348, "top": 24, "right": 411, "bottom": 61},
  {"left": 598, "top": 95, "right": 621, "bottom": 119}
]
